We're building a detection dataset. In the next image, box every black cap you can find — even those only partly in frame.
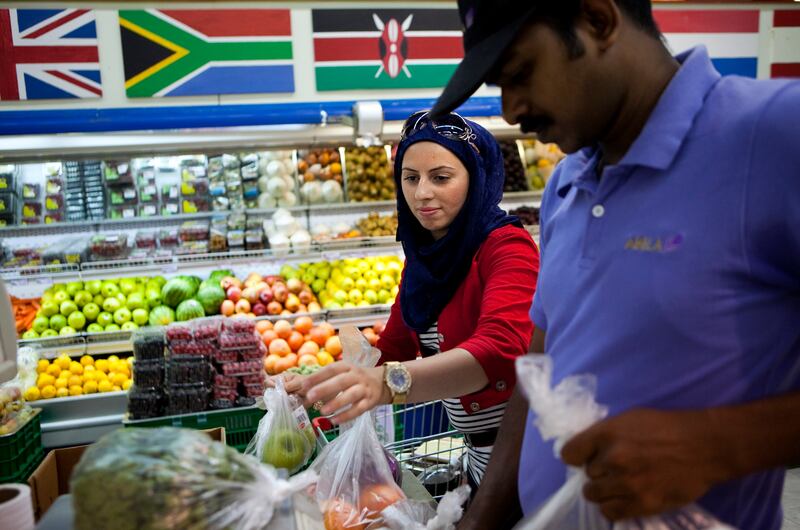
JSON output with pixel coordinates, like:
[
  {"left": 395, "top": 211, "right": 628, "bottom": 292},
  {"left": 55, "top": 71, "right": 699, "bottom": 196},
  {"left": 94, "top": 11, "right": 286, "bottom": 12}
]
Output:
[{"left": 431, "top": 1, "right": 538, "bottom": 118}]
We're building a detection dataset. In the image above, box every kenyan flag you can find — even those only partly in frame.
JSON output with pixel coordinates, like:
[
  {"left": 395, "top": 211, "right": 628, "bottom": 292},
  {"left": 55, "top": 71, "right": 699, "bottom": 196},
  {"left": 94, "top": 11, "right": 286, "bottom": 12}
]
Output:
[
  {"left": 119, "top": 9, "right": 294, "bottom": 97},
  {"left": 312, "top": 9, "right": 463, "bottom": 91}
]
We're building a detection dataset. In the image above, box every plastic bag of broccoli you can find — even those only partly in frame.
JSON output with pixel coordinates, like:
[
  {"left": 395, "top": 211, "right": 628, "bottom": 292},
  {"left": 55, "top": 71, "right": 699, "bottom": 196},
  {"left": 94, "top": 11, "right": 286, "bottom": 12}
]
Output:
[{"left": 71, "top": 427, "right": 317, "bottom": 530}]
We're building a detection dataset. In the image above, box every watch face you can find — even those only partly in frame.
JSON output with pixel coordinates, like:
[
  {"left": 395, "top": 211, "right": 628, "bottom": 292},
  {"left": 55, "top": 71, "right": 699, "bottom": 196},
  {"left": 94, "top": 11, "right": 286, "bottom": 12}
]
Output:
[{"left": 387, "top": 366, "right": 411, "bottom": 392}]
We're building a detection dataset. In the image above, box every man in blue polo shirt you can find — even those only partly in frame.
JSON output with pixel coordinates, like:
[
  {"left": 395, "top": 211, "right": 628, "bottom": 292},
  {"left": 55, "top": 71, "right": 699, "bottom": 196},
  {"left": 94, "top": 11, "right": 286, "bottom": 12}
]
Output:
[{"left": 431, "top": 1, "right": 800, "bottom": 529}]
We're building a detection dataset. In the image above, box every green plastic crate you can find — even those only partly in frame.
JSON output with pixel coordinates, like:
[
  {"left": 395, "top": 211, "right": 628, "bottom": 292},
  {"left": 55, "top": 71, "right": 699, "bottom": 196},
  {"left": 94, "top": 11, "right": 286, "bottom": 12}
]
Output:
[
  {"left": 123, "top": 406, "right": 266, "bottom": 454},
  {"left": 0, "top": 409, "right": 43, "bottom": 483}
]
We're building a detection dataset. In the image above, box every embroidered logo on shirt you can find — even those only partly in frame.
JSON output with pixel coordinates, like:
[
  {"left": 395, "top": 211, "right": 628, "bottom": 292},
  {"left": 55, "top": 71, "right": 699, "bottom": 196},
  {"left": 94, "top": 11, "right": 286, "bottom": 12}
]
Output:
[{"left": 625, "top": 233, "right": 684, "bottom": 253}]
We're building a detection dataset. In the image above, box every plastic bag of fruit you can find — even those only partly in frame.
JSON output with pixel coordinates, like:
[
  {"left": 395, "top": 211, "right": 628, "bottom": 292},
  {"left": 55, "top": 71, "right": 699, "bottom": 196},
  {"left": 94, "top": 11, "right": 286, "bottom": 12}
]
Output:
[
  {"left": 245, "top": 376, "right": 315, "bottom": 474},
  {"left": 310, "top": 326, "right": 408, "bottom": 529},
  {"left": 513, "top": 355, "right": 735, "bottom": 530},
  {"left": 71, "top": 427, "right": 317, "bottom": 530}
]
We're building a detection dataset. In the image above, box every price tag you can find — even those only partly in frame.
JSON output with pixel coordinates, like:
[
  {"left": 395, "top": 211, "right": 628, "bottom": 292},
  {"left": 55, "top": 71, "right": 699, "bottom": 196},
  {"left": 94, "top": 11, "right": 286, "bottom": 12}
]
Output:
[
  {"left": 169, "top": 187, "right": 178, "bottom": 200},
  {"left": 123, "top": 208, "right": 136, "bottom": 218},
  {"left": 162, "top": 262, "right": 178, "bottom": 274},
  {"left": 123, "top": 188, "right": 136, "bottom": 200}
]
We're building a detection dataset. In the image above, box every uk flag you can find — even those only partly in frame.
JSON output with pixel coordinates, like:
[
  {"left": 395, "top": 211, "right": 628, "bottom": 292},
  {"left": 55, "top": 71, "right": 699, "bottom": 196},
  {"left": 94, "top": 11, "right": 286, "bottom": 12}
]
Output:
[{"left": 0, "top": 9, "right": 102, "bottom": 100}]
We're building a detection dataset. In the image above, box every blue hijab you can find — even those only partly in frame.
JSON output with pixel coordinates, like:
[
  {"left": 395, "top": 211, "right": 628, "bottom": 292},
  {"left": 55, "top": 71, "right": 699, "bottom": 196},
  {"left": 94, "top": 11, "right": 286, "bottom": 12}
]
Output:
[{"left": 394, "top": 117, "right": 520, "bottom": 333}]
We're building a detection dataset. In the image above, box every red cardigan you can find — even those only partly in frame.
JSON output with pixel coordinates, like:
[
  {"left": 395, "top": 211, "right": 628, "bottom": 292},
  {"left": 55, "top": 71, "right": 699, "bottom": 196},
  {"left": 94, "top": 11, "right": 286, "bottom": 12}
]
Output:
[{"left": 377, "top": 224, "right": 540, "bottom": 414}]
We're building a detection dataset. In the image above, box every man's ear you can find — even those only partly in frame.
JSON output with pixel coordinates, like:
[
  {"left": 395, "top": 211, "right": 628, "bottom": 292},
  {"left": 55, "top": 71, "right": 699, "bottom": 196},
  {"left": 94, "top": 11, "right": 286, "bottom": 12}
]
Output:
[{"left": 577, "top": 0, "right": 622, "bottom": 52}]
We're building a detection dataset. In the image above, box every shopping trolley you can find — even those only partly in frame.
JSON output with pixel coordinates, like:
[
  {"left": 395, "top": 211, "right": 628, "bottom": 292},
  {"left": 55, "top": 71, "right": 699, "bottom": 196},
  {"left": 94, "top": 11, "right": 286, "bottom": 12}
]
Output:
[{"left": 312, "top": 401, "right": 467, "bottom": 500}]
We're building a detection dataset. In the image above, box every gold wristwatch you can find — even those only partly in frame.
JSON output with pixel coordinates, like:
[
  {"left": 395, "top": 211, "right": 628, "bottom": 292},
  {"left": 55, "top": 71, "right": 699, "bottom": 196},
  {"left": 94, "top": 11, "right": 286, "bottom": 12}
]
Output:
[{"left": 383, "top": 362, "right": 412, "bottom": 405}]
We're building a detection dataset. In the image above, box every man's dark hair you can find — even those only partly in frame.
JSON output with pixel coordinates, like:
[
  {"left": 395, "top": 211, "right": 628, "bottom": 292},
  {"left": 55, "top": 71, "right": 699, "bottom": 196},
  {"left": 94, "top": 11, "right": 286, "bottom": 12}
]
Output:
[{"left": 531, "top": 0, "right": 661, "bottom": 58}]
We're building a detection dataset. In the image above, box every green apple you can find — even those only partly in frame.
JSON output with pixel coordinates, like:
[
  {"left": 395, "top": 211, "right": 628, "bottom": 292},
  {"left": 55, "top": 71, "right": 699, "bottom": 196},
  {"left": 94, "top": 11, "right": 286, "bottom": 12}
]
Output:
[
  {"left": 113, "top": 307, "right": 132, "bottom": 325},
  {"left": 343, "top": 302, "right": 356, "bottom": 309},
  {"left": 40, "top": 301, "right": 59, "bottom": 318},
  {"left": 333, "top": 290, "right": 348, "bottom": 305},
  {"left": 363, "top": 270, "right": 378, "bottom": 281},
  {"left": 151, "top": 275, "right": 167, "bottom": 288},
  {"left": 96, "top": 312, "right": 114, "bottom": 328},
  {"left": 73, "top": 290, "right": 93, "bottom": 309},
  {"left": 348, "top": 289, "right": 363, "bottom": 304},
  {"left": 340, "top": 277, "right": 355, "bottom": 291},
  {"left": 65, "top": 281, "right": 84, "bottom": 297},
  {"left": 344, "top": 266, "right": 360, "bottom": 281},
  {"left": 378, "top": 289, "right": 391, "bottom": 304},
  {"left": 22, "top": 329, "right": 39, "bottom": 339},
  {"left": 311, "top": 279, "right": 325, "bottom": 294},
  {"left": 261, "top": 429, "right": 308, "bottom": 470},
  {"left": 364, "top": 289, "right": 379, "bottom": 305},
  {"left": 53, "top": 290, "right": 70, "bottom": 304},
  {"left": 41, "top": 291, "right": 54, "bottom": 303},
  {"left": 49, "top": 314, "right": 67, "bottom": 331},
  {"left": 85, "top": 280, "right": 102, "bottom": 295},
  {"left": 302, "top": 272, "right": 316, "bottom": 285},
  {"left": 373, "top": 261, "right": 387, "bottom": 274},
  {"left": 82, "top": 303, "right": 100, "bottom": 322},
  {"left": 102, "top": 297, "right": 121, "bottom": 313},
  {"left": 93, "top": 294, "right": 105, "bottom": 306},
  {"left": 32, "top": 316, "right": 50, "bottom": 334},
  {"left": 86, "top": 323, "right": 104, "bottom": 333},
  {"left": 317, "top": 267, "right": 331, "bottom": 281},
  {"left": 323, "top": 300, "right": 342, "bottom": 310},
  {"left": 381, "top": 274, "right": 396, "bottom": 290},
  {"left": 132, "top": 308, "right": 149, "bottom": 326},
  {"left": 115, "top": 292, "right": 127, "bottom": 305},
  {"left": 104, "top": 324, "right": 120, "bottom": 332},
  {"left": 146, "top": 288, "right": 162, "bottom": 308},
  {"left": 126, "top": 293, "right": 146, "bottom": 311},
  {"left": 67, "top": 311, "right": 86, "bottom": 331},
  {"left": 357, "top": 300, "right": 370, "bottom": 307},
  {"left": 368, "top": 279, "right": 382, "bottom": 292},
  {"left": 59, "top": 300, "right": 78, "bottom": 317},
  {"left": 119, "top": 278, "right": 137, "bottom": 296},
  {"left": 59, "top": 326, "right": 76, "bottom": 336},
  {"left": 100, "top": 281, "right": 119, "bottom": 298},
  {"left": 40, "top": 329, "right": 58, "bottom": 338},
  {"left": 355, "top": 278, "right": 368, "bottom": 292},
  {"left": 52, "top": 283, "right": 66, "bottom": 293},
  {"left": 121, "top": 322, "right": 139, "bottom": 331}
]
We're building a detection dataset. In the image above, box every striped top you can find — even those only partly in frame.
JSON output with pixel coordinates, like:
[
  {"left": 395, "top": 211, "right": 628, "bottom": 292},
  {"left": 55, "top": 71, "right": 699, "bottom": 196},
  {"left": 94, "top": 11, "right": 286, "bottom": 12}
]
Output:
[{"left": 418, "top": 323, "right": 506, "bottom": 485}]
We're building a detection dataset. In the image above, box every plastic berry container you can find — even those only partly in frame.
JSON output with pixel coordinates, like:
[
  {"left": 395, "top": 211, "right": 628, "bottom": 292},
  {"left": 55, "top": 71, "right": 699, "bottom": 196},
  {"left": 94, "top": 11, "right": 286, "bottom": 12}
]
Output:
[
  {"left": 240, "top": 382, "right": 265, "bottom": 398},
  {"left": 216, "top": 360, "right": 262, "bottom": 376},
  {"left": 165, "top": 324, "right": 193, "bottom": 342},
  {"left": 213, "top": 349, "right": 238, "bottom": 363},
  {"left": 219, "top": 332, "right": 260, "bottom": 351},
  {"left": 167, "top": 340, "right": 216, "bottom": 358},
  {"left": 165, "top": 385, "right": 209, "bottom": 415},
  {"left": 165, "top": 359, "right": 212, "bottom": 385},
  {"left": 192, "top": 318, "right": 222, "bottom": 340},
  {"left": 239, "top": 372, "right": 265, "bottom": 387},
  {"left": 220, "top": 318, "right": 256, "bottom": 335},
  {"left": 209, "top": 398, "right": 235, "bottom": 410},
  {"left": 214, "top": 373, "right": 238, "bottom": 389},
  {"left": 132, "top": 360, "right": 165, "bottom": 388},
  {"left": 127, "top": 388, "right": 165, "bottom": 420}
]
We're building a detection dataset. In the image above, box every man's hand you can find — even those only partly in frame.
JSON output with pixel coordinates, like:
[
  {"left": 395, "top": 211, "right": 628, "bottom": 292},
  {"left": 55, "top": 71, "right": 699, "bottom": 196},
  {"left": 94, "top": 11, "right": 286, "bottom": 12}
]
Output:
[{"left": 560, "top": 408, "right": 724, "bottom": 521}]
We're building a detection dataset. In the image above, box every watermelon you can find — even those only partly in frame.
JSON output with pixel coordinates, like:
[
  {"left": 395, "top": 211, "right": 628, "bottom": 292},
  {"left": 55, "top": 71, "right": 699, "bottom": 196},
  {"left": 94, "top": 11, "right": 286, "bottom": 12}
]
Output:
[
  {"left": 177, "top": 275, "right": 202, "bottom": 291},
  {"left": 161, "top": 278, "right": 197, "bottom": 308},
  {"left": 148, "top": 306, "right": 175, "bottom": 326},
  {"left": 209, "top": 270, "right": 234, "bottom": 283},
  {"left": 199, "top": 279, "right": 220, "bottom": 291},
  {"left": 197, "top": 285, "right": 225, "bottom": 315},
  {"left": 176, "top": 299, "right": 205, "bottom": 321}
]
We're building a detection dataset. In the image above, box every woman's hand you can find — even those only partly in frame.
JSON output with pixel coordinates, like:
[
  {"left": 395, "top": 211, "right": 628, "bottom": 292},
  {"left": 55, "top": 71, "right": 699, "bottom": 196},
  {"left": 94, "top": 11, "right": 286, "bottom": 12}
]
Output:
[
  {"left": 302, "top": 362, "right": 391, "bottom": 424},
  {"left": 266, "top": 373, "right": 307, "bottom": 397}
]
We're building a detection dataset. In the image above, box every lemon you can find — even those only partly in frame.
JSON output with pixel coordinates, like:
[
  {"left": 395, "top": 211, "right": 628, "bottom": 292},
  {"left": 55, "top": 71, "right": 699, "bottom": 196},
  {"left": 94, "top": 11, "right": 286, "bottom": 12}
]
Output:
[
  {"left": 107, "top": 355, "right": 119, "bottom": 363},
  {"left": 41, "top": 385, "right": 56, "bottom": 399},
  {"left": 46, "top": 364, "right": 61, "bottom": 377},
  {"left": 84, "top": 365, "right": 96, "bottom": 373},
  {"left": 56, "top": 387, "right": 69, "bottom": 398},
  {"left": 111, "top": 373, "right": 127, "bottom": 387},
  {"left": 55, "top": 379, "right": 68, "bottom": 390},
  {"left": 122, "top": 379, "right": 132, "bottom": 391},
  {"left": 24, "top": 386, "right": 40, "bottom": 401},
  {"left": 80, "top": 355, "right": 94, "bottom": 366},
  {"left": 37, "top": 359, "right": 50, "bottom": 373},
  {"left": 69, "top": 385, "right": 83, "bottom": 396},
  {"left": 97, "top": 380, "right": 113, "bottom": 393},
  {"left": 127, "top": 357, "right": 134, "bottom": 367},
  {"left": 56, "top": 355, "right": 71, "bottom": 370},
  {"left": 95, "top": 359, "right": 109, "bottom": 373},
  {"left": 82, "top": 371, "right": 96, "bottom": 382},
  {"left": 69, "top": 361, "right": 84, "bottom": 375},
  {"left": 95, "top": 371, "right": 109, "bottom": 382},
  {"left": 83, "top": 380, "right": 98, "bottom": 394},
  {"left": 67, "top": 375, "right": 83, "bottom": 387},
  {"left": 112, "top": 385, "right": 122, "bottom": 392},
  {"left": 37, "top": 374, "right": 55, "bottom": 389}
]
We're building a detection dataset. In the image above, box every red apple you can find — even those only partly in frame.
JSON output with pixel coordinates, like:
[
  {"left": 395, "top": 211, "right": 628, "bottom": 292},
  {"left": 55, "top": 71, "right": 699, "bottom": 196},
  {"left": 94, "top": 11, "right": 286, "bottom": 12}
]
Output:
[
  {"left": 252, "top": 303, "right": 267, "bottom": 316},
  {"left": 226, "top": 286, "right": 242, "bottom": 303},
  {"left": 286, "top": 278, "right": 303, "bottom": 294},
  {"left": 259, "top": 286, "right": 274, "bottom": 304},
  {"left": 235, "top": 299, "right": 251, "bottom": 314},
  {"left": 299, "top": 289, "right": 314, "bottom": 305},
  {"left": 267, "top": 301, "right": 283, "bottom": 315},
  {"left": 242, "top": 287, "right": 259, "bottom": 305},
  {"left": 220, "top": 276, "right": 237, "bottom": 290},
  {"left": 285, "top": 294, "right": 300, "bottom": 313},
  {"left": 264, "top": 275, "right": 281, "bottom": 286},
  {"left": 273, "top": 284, "right": 288, "bottom": 304}
]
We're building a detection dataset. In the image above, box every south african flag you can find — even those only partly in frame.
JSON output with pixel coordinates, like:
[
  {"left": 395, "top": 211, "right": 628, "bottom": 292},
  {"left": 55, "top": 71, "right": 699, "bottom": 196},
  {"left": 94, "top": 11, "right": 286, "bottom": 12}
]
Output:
[
  {"left": 119, "top": 9, "right": 294, "bottom": 98},
  {"left": 312, "top": 9, "right": 463, "bottom": 91}
]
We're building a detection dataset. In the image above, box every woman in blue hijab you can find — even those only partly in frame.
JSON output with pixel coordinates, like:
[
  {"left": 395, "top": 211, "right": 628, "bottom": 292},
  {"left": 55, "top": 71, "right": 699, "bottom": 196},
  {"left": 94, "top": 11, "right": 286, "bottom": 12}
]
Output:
[{"left": 302, "top": 111, "right": 540, "bottom": 489}]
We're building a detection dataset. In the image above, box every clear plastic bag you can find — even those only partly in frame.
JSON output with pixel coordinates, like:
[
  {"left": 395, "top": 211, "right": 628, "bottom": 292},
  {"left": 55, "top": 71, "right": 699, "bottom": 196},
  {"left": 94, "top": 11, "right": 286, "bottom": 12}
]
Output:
[
  {"left": 382, "top": 485, "right": 471, "bottom": 530},
  {"left": 246, "top": 376, "right": 315, "bottom": 474},
  {"left": 514, "top": 355, "right": 735, "bottom": 530},
  {"left": 71, "top": 427, "right": 317, "bottom": 530},
  {"left": 311, "top": 326, "right": 407, "bottom": 529}
]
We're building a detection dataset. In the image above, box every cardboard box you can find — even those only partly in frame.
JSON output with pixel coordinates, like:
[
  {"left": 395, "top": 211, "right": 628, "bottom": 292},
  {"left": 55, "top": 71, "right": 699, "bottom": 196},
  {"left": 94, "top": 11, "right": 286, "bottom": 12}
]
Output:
[{"left": 27, "top": 427, "right": 225, "bottom": 520}]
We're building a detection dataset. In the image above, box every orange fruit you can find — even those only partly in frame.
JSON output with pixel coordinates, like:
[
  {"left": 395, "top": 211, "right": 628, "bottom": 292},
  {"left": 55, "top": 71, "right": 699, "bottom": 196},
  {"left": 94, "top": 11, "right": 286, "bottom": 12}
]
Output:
[
  {"left": 362, "top": 328, "right": 378, "bottom": 346},
  {"left": 264, "top": 354, "right": 280, "bottom": 375},
  {"left": 256, "top": 320, "right": 273, "bottom": 334},
  {"left": 298, "top": 354, "right": 320, "bottom": 367},
  {"left": 309, "top": 327, "right": 329, "bottom": 347},
  {"left": 274, "top": 319, "right": 292, "bottom": 339},
  {"left": 261, "top": 329, "right": 278, "bottom": 347},
  {"left": 298, "top": 341, "right": 320, "bottom": 357},
  {"left": 324, "top": 336, "right": 342, "bottom": 356},
  {"left": 220, "top": 300, "right": 235, "bottom": 317},
  {"left": 359, "top": 484, "right": 404, "bottom": 519},
  {"left": 287, "top": 331, "right": 305, "bottom": 352},
  {"left": 269, "top": 338, "right": 291, "bottom": 357},
  {"left": 294, "top": 316, "right": 314, "bottom": 335},
  {"left": 275, "top": 353, "right": 298, "bottom": 373},
  {"left": 317, "top": 351, "right": 335, "bottom": 367},
  {"left": 323, "top": 499, "right": 365, "bottom": 530}
]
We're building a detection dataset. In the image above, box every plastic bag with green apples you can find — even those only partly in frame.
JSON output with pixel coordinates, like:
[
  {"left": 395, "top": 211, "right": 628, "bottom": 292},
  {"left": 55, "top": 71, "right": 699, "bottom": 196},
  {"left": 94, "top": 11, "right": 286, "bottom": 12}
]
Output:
[
  {"left": 71, "top": 427, "right": 317, "bottom": 530},
  {"left": 246, "top": 375, "right": 315, "bottom": 474}
]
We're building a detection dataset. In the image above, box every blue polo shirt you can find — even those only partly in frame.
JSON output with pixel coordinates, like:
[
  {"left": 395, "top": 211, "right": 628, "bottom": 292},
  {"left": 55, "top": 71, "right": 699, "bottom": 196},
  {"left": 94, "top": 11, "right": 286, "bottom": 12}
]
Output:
[{"left": 519, "top": 46, "right": 800, "bottom": 529}]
